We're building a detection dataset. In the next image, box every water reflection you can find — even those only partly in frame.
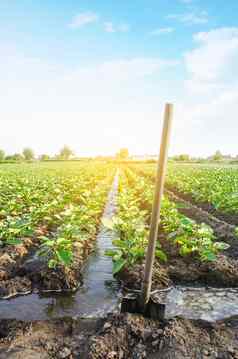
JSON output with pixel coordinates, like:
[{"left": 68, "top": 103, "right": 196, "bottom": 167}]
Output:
[{"left": 0, "top": 174, "right": 120, "bottom": 321}]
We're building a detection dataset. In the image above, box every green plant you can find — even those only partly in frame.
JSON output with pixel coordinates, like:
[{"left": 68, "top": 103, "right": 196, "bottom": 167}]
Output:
[
  {"left": 166, "top": 164, "right": 238, "bottom": 215},
  {"left": 104, "top": 217, "right": 148, "bottom": 274},
  {"left": 111, "top": 166, "right": 230, "bottom": 272},
  {"left": 104, "top": 172, "right": 167, "bottom": 274},
  {"left": 38, "top": 236, "right": 73, "bottom": 268}
]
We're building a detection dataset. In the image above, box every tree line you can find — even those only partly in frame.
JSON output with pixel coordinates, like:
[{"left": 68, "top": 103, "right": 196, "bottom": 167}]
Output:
[
  {"left": 172, "top": 151, "right": 238, "bottom": 162},
  {"left": 0, "top": 146, "right": 74, "bottom": 162}
]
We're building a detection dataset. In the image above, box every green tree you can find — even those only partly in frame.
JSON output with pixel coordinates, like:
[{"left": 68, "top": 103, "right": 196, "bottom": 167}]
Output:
[
  {"left": 5, "top": 153, "right": 24, "bottom": 162},
  {"left": 23, "top": 148, "right": 34, "bottom": 161},
  {"left": 39, "top": 154, "right": 50, "bottom": 161},
  {"left": 173, "top": 154, "right": 190, "bottom": 162},
  {"left": 212, "top": 150, "right": 223, "bottom": 161},
  {"left": 178, "top": 154, "right": 190, "bottom": 161},
  {"left": 0, "top": 150, "right": 5, "bottom": 161},
  {"left": 117, "top": 148, "right": 129, "bottom": 160},
  {"left": 59, "top": 145, "right": 74, "bottom": 160}
]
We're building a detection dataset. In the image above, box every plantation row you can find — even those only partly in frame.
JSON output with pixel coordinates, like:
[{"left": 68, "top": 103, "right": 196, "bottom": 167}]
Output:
[
  {"left": 1, "top": 161, "right": 238, "bottom": 299},
  {"left": 106, "top": 166, "right": 229, "bottom": 276},
  {"left": 167, "top": 164, "right": 238, "bottom": 215},
  {"left": 131, "top": 163, "right": 238, "bottom": 226},
  {"left": 0, "top": 162, "right": 115, "bottom": 297}
]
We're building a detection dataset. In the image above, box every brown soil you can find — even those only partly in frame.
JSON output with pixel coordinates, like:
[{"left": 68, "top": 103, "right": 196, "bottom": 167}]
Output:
[
  {"left": 166, "top": 185, "right": 238, "bottom": 227},
  {"left": 0, "top": 233, "right": 96, "bottom": 298},
  {"left": 0, "top": 277, "right": 32, "bottom": 299},
  {"left": 118, "top": 187, "right": 238, "bottom": 289},
  {"left": 118, "top": 234, "right": 238, "bottom": 292},
  {"left": 0, "top": 238, "right": 35, "bottom": 280},
  {"left": 165, "top": 189, "right": 238, "bottom": 260},
  {"left": 1, "top": 314, "right": 238, "bottom": 358},
  {"left": 0, "top": 317, "right": 104, "bottom": 359},
  {"left": 89, "top": 314, "right": 238, "bottom": 359}
]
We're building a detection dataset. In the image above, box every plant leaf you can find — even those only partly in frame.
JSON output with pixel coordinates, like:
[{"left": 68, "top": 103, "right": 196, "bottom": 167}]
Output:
[
  {"left": 56, "top": 249, "right": 72, "bottom": 266},
  {"left": 113, "top": 258, "right": 126, "bottom": 274},
  {"left": 6, "top": 239, "right": 22, "bottom": 245}
]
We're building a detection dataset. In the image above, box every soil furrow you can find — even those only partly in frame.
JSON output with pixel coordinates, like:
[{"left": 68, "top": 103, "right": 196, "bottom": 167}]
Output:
[
  {"left": 165, "top": 188, "right": 238, "bottom": 259},
  {"left": 166, "top": 185, "right": 238, "bottom": 226}
]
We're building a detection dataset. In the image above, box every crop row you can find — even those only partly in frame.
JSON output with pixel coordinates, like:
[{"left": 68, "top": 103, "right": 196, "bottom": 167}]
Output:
[
  {"left": 165, "top": 165, "right": 238, "bottom": 215},
  {"left": 106, "top": 166, "right": 228, "bottom": 274},
  {"left": 129, "top": 163, "right": 238, "bottom": 220},
  {"left": 0, "top": 163, "right": 115, "bottom": 269}
]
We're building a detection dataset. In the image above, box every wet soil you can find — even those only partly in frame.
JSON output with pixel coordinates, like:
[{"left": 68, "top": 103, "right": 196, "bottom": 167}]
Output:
[
  {"left": 0, "top": 317, "right": 104, "bottom": 359},
  {"left": 118, "top": 234, "right": 238, "bottom": 292},
  {"left": 0, "top": 239, "right": 88, "bottom": 299},
  {"left": 0, "top": 174, "right": 119, "bottom": 324},
  {"left": 1, "top": 173, "right": 238, "bottom": 357},
  {"left": 0, "top": 211, "right": 105, "bottom": 299},
  {"left": 1, "top": 314, "right": 238, "bottom": 358},
  {"left": 116, "top": 186, "right": 238, "bottom": 290}
]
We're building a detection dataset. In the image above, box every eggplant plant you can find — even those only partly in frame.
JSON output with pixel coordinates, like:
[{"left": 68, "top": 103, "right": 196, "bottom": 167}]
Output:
[{"left": 106, "top": 167, "right": 229, "bottom": 276}]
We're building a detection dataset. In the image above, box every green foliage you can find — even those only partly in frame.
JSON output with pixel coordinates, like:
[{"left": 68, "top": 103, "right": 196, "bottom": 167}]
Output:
[
  {"left": 135, "top": 165, "right": 230, "bottom": 262},
  {"left": 38, "top": 236, "right": 73, "bottom": 268},
  {"left": 59, "top": 145, "right": 74, "bottom": 160},
  {"left": 173, "top": 154, "right": 190, "bottom": 162},
  {"left": 161, "top": 204, "right": 229, "bottom": 261},
  {"left": 108, "top": 166, "right": 229, "bottom": 274},
  {"left": 166, "top": 164, "right": 238, "bottom": 215},
  {"left": 23, "top": 147, "right": 34, "bottom": 161},
  {"left": 5, "top": 153, "right": 24, "bottom": 162},
  {"left": 0, "top": 162, "right": 114, "bottom": 274},
  {"left": 235, "top": 227, "right": 238, "bottom": 237},
  {"left": 212, "top": 150, "right": 223, "bottom": 161},
  {"left": 116, "top": 148, "right": 129, "bottom": 160},
  {"left": 104, "top": 172, "right": 167, "bottom": 274},
  {"left": 39, "top": 154, "right": 50, "bottom": 161},
  {"left": 0, "top": 150, "right": 5, "bottom": 161}
]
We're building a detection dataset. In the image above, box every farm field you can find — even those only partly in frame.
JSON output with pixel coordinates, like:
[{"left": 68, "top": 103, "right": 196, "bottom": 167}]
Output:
[
  {"left": 166, "top": 164, "right": 238, "bottom": 225},
  {"left": 109, "top": 164, "right": 238, "bottom": 286},
  {"left": 0, "top": 161, "right": 238, "bottom": 358},
  {"left": 133, "top": 162, "right": 238, "bottom": 225},
  {"left": 0, "top": 162, "right": 115, "bottom": 299}
]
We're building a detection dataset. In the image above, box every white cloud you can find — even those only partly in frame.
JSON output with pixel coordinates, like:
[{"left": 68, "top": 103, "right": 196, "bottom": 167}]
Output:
[
  {"left": 104, "top": 22, "right": 115, "bottom": 33},
  {"left": 60, "top": 58, "right": 178, "bottom": 100},
  {"left": 185, "top": 27, "right": 238, "bottom": 87},
  {"left": 167, "top": 10, "right": 208, "bottom": 25},
  {"left": 0, "top": 49, "right": 178, "bottom": 155},
  {"left": 150, "top": 27, "right": 174, "bottom": 35},
  {"left": 69, "top": 12, "right": 99, "bottom": 29},
  {"left": 2, "top": 26, "right": 238, "bottom": 158},
  {"left": 104, "top": 22, "right": 129, "bottom": 33},
  {"left": 175, "top": 27, "right": 238, "bottom": 156}
]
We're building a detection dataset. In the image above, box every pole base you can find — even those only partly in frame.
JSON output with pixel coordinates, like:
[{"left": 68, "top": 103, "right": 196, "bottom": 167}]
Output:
[{"left": 121, "top": 293, "right": 165, "bottom": 320}]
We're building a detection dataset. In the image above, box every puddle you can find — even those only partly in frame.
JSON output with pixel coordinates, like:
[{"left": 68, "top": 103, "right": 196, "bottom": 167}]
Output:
[
  {"left": 0, "top": 173, "right": 120, "bottom": 321},
  {"left": 163, "top": 286, "right": 238, "bottom": 322}
]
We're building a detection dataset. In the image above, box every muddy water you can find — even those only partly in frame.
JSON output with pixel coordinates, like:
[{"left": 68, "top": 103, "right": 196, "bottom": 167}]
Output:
[
  {"left": 0, "top": 173, "right": 120, "bottom": 321},
  {"left": 157, "top": 286, "right": 238, "bottom": 322}
]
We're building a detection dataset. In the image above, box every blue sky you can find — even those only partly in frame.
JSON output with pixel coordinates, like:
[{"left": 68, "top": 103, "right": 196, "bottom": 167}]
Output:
[{"left": 1, "top": 0, "right": 238, "bottom": 157}]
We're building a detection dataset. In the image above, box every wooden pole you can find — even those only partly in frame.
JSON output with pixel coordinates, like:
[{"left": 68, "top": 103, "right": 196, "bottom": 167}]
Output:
[{"left": 140, "top": 103, "right": 173, "bottom": 309}]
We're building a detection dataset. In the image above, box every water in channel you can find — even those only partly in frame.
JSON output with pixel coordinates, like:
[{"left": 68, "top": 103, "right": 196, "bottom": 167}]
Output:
[
  {"left": 1, "top": 171, "right": 238, "bottom": 323},
  {"left": 0, "top": 173, "right": 120, "bottom": 321}
]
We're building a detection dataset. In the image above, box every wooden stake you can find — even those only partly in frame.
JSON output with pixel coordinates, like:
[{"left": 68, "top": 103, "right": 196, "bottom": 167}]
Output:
[{"left": 140, "top": 103, "right": 173, "bottom": 309}]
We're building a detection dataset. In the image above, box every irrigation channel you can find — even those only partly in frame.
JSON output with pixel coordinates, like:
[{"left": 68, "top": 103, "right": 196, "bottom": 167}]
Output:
[
  {"left": 0, "top": 172, "right": 238, "bottom": 323},
  {"left": 0, "top": 173, "right": 120, "bottom": 321}
]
